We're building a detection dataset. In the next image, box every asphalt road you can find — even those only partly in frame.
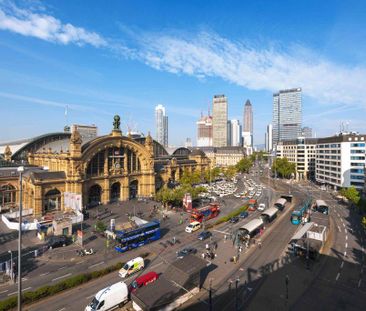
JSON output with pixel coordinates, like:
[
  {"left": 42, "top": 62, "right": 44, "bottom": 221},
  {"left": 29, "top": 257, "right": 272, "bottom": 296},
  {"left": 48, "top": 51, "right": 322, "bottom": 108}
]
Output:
[{"left": 18, "top": 175, "right": 279, "bottom": 311}]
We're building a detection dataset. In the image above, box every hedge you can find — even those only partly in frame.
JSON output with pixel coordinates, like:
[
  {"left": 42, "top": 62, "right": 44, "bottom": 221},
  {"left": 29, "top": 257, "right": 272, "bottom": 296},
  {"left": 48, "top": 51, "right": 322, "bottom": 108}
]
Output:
[
  {"left": 213, "top": 204, "right": 248, "bottom": 226},
  {"left": 0, "top": 252, "right": 150, "bottom": 311}
]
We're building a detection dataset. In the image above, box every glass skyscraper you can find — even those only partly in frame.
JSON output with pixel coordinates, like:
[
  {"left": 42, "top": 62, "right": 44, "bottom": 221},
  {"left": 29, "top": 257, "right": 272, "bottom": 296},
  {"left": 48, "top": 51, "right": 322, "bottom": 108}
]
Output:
[
  {"left": 272, "top": 88, "right": 302, "bottom": 147},
  {"left": 155, "top": 104, "right": 168, "bottom": 147}
]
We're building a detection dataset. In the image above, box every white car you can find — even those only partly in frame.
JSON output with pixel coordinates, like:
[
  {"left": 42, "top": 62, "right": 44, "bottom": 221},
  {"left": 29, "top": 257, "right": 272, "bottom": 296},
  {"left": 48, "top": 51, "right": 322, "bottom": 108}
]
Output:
[
  {"left": 258, "top": 203, "right": 266, "bottom": 211},
  {"left": 185, "top": 221, "right": 201, "bottom": 233}
]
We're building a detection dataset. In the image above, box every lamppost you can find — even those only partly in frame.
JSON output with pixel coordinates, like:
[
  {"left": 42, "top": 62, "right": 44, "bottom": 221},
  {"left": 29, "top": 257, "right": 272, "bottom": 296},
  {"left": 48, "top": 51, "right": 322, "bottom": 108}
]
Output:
[
  {"left": 235, "top": 277, "right": 240, "bottom": 311},
  {"left": 8, "top": 250, "right": 12, "bottom": 281},
  {"left": 17, "top": 165, "right": 24, "bottom": 311},
  {"left": 285, "top": 274, "right": 289, "bottom": 307}
]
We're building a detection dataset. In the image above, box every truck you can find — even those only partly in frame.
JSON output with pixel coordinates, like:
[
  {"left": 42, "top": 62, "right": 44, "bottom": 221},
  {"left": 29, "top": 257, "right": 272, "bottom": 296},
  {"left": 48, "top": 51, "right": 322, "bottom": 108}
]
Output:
[
  {"left": 85, "top": 281, "right": 128, "bottom": 311},
  {"left": 248, "top": 199, "right": 257, "bottom": 211},
  {"left": 190, "top": 203, "right": 220, "bottom": 223}
]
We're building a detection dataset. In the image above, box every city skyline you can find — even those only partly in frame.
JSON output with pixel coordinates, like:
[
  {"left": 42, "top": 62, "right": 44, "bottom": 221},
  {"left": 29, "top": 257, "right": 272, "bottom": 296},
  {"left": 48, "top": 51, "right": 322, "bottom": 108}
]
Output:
[{"left": 1, "top": 1, "right": 366, "bottom": 146}]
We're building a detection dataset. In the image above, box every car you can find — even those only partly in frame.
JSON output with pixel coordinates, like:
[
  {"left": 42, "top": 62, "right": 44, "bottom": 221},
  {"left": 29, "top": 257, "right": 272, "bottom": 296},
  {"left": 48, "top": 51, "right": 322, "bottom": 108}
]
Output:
[
  {"left": 46, "top": 235, "right": 69, "bottom": 249},
  {"left": 258, "top": 203, "right": 266, "bottom": 211},
  {"left": 185, "top": 221, "right": 201, "bottom": 233},
  {"left": 176, "top": 247, "right": 197, "bottom": 259},
  {"left": 239, "top": 211, "right": 249, "bottom": 219},
  {"left": 229, "top": 217, "right": 239, "bottom": 223},
  {"left": 198, "top": 231, "right": 212, "bottom": 240}
]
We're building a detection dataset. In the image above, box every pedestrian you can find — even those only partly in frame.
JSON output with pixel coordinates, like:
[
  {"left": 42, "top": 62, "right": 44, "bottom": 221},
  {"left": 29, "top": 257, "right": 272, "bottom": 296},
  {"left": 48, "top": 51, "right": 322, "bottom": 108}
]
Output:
[
  {"left": 172, "top": 236, "right": 176, "bottom": 244},
  {"left": 206, "top": 243, "right": 210, "bottom": 250},
  {"left": 202, "top": 253, "right": 205, "bottom": 259},
  {"left": 214, "top": 241, "right": 218, "bottom": 250}
]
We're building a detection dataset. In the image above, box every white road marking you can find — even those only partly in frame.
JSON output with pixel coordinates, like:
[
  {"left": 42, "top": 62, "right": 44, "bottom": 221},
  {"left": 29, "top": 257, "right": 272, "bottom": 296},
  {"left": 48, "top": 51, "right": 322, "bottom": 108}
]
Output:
[
  {"left": 56, "top": 308, "right": 66, "bottom": 311},
  {"left": 76, "top": 260, "right": 85, "bottom": 265},
  {"left": 213, "top": 229, "right": 230, "bottom": 234},
  {"left": 22, "top": 287, "right": 31, "bottom": 292},
  {"left": 88, "top": 261, "right": 105, "bottom": 269},
  {"left": 0, "top": 289, "right": 8, "bottom": 294},
  {"left": 21, "top": 277, "right": 28, "bottom": 281},
  {"left": 358, "top": 279, "right": 362, "bottom": 288},
  {"left": 340, "top": 219, "right": 344, "bottom": 223},
  {"left": 337, "top": 226, "right": 341, "bottom": 232},
  {"left": 7, "top": 291, "right": 17, "bottom": 296},
  {"left": 344, "top": 251, "right": 347, "bottom": 257},
  {"left": 346, "top": 235, "right": 348, "bottom": 241},
  {"left": 58, "top": 266, "right": 66, "bottom": 270},
  {"left": 336, "top": 273, "right": 340, "bottom": 281},
  {"left": 343, "top": 223, "right": 346, "bottom": 228},
  {"left": 52, "top": 273, "right": 72, "bottom": 282},
  {"left": 340, "top": 261, "right": 344, "bottom": 269},
  {"left": 345, "top": 243, "right": 348, "bottom": 248},
  {"left": 40, "top": 272, "right": 50, "bottom": 276},
  {"left": 344, "top": 229, "right": 347, "bottom": 234}
]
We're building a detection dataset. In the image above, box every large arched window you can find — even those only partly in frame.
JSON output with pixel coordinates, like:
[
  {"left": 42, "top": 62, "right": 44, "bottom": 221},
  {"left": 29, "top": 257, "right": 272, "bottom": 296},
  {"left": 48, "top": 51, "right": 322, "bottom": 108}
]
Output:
[
  {"left": 0, "top": 184, "right": 16, "bottom": 206},
  {"left": 86, "top": 150, "right": 105, "bottom": 177},
  {"left": 44, "top": 189, "right": 61, "bottom": 212}
]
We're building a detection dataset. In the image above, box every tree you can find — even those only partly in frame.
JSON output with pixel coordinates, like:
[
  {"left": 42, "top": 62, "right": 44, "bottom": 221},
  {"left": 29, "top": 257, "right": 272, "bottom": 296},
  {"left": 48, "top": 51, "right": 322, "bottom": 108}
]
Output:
[
  {"left": 223, "top": 165, "right": 237, "bottom": 179},
  {"left": 236, "top": 158, "right": 253, "bottom": 173},
  {"left": 339, "top": 186, "right": 360, "bottom": 206},
  {"left": 272, "top": 157, "right": 296, "bottom": 178}
]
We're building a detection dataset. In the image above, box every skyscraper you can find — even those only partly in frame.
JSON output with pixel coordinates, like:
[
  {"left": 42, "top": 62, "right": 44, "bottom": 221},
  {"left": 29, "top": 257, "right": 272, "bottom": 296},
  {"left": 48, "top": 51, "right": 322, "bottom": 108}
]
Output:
[
  {"left": 155, "top": 104, "right": 168, "bottom": 147},
  {"left": 196, "top": 114, "right": 213, "bottom": 147},
  {"left": 243, "top": 99, "right": 253, "bottom": 148},
  {"left": 230, "top": 120, "right": 242, "bottom": 147},
  {"left": 272, "top": 88, "right": 302, "bottom": 147},
  {"left": 265, "top": 123, "right": 273, "bottom": 152},
  {"left": 212, "top": 95, "right": 228, "bottom": 147}
]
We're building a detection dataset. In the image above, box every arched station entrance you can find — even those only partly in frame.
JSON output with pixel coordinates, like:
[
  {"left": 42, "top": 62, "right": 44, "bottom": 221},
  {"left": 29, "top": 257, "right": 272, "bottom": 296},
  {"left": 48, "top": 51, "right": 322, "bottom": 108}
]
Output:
[
  {"left": 44, "top": 189, "right": 61, "bottom": 212},
  {"left": 110, "top": 182, "right": 121, "bottom": 202},
  {"left": 129, "top": 180, "right": 138, "bottom": 199},
  {"left": 88, "top": 184, "right": 102, "bottom": 204}
]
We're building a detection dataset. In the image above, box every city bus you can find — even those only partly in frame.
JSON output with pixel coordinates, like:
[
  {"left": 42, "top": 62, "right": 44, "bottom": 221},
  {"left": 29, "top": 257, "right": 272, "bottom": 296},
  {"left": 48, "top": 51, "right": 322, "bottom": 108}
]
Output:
[
  {"left": 238, "top": 218, "right": 264, "bottom": 240},
  {"left": 114, "top": 220, "right": 161, "bottom": 253},
  {"left": 291, "top": 199, "right": 312, "bottom": 225},
  {"left": 314, "top": 200, "right": 329, "bottom": 215},
  {"left": 261, "top": 207, "right": 278, "bottom": 223},
  {"left": 274, "top": 198, "right": 287, "bottom": 211}
]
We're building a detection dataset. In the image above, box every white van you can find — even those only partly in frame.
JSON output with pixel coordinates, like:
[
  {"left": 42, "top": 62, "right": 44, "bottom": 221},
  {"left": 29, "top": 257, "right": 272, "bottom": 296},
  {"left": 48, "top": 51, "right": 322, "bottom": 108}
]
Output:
[
  {"left": 185, "top": 221, "right": 201, "bottom": 233},
  {"left": 119, "top": 257, "right": 144, "bottom": 278},
  {"left": 85, "top": 281, "right": 128, "bottom": 311}
]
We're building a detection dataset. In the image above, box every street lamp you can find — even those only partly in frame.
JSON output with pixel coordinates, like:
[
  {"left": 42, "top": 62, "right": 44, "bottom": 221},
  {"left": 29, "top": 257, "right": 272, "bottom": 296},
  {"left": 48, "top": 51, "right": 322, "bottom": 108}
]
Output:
[
  {"left": 8, "top": 250, "right": 12, "bottom": 281},
  {"left": 17, "top": 165, "right": 24, "bottom": 311}
]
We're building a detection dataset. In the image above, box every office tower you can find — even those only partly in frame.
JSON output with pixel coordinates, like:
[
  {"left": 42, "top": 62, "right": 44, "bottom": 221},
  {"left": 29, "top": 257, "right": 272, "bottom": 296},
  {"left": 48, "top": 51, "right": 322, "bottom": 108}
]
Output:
[
  {"left": 71, "top": 124, "right": 98, "bottom": 143},
  {"left": 265, "top": 124, "right": 273, "bottom": 152},
  {"left": 155, "top": 104, "right": 168, "bottom": 147},
  {"left": 212, "top": 95, "right": 228, "bottom": 147},
  {"left": 230, "top": 119, "right": 241, "bottom": 147},
  {"left": 243, "top": 99, "right": 253, "bottom": 145},
  {"left": 196, "top": 114, "right": 213, "bottom": 147},
  {"left": 185, "top": 138, "right": 192, "bottom": 148},
  {"left": 302, "top": 126, "right": 313, "bottom": 138},
  {"left": 272, "top": 88, "right": 302, "bottom": 147}
]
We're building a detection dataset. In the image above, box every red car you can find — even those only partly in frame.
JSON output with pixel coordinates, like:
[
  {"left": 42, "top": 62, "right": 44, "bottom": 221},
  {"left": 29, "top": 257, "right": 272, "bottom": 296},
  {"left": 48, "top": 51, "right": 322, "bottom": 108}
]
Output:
[{"left": 128, "top": 271, "right": 159, "bottom": 293}]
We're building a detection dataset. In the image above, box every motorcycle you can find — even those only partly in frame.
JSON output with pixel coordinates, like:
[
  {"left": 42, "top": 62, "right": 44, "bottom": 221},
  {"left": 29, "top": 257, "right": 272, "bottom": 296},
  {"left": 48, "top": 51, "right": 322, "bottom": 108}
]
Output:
[{"left": 76, "top": 248, "right": 95, "bottom": 257}]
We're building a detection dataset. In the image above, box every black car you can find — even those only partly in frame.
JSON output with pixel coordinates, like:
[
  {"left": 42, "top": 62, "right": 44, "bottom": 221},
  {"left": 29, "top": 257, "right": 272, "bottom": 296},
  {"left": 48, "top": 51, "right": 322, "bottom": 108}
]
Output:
[
  {"left": 239, "top": 211, "right": 249, "bottom": 219},
  {"left": 47, "top": 236, "right": 69, "bottom": 249},
  {"left": 198, "top": 231, "right": 212, "bottom": 241},
  {"left": 229, "top": 216, "right": 239, "bottom": 223},
  {"left": 176, "top": 247, "right": 197, "bottom": 259}
]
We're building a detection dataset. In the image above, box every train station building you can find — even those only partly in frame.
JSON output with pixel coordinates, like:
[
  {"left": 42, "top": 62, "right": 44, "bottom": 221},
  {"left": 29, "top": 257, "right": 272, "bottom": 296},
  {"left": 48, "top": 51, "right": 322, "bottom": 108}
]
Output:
[{"left": 0, "top": 115, "right": 210, "bottom": 218}]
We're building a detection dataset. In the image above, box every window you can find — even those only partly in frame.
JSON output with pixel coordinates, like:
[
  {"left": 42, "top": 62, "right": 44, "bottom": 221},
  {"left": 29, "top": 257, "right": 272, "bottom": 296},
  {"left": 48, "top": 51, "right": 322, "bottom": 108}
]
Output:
[
  {"left": 351, "top": 169, "right": 364, "bottom": 173},
  {"left": 351, "top": 162, "right": 364, "bottom": 167},
  {"left": 97, "top": 301, "right": 105, "bottom": 310},
  {"left": 350, "top": 156, "right": 365, "bottom": 160},
  {"left": 350, "top": 175, "right": 364, "bottom": 180},
  {"left": 351, "top": 143, "right": 365, "bottom": 147}
]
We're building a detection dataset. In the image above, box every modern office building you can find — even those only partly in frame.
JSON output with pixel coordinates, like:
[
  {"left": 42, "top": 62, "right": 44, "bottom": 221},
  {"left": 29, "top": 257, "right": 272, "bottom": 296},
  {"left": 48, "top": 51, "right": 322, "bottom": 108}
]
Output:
[
  {"left": 243, "top": 100, "right": 253, "bottom": 147},
  {"left": 196, "top": 114, "right": 213, "bottom": 147},
  {"left": 302, "top": 127, "right": 313, "bottom": 138},
  {"left": 315, "top": 133, "right": 366, "bottom": 191},
  {"left": 229, "top": 120, "right": 242, "bottom": 147},
  {"left": 272, "top": 88, "right": 302, "bottom": 147},
  {"left": 212, "top": 95, "right": 228, "bottom": 147},
  {"left": 276, "top": 137, "right": 317, "bottom": 180},
  {"left": 155, "top": 104, "right": 168, "bottom": 147},
  {"left": 265, "top": 124, "right": 273, "bottom": 152},
  {"left": 71, "top": 124, "right": 98, "bottom": 142}
]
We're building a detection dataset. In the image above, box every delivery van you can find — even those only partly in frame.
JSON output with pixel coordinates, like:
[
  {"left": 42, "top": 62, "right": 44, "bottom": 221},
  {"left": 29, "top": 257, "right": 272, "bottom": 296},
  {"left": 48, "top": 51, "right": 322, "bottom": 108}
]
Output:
[
  {"left": 185, "top": 221, "right": 201, "bottom": 233},
  {"left": 119, "top": 257, "right": 144, "bottom": 278},
  {"left": 128, "top": 271, "right": 159, "bottom": 293},
  {"left": 85, "top": 281, "right": 128, "bottom": 311}
]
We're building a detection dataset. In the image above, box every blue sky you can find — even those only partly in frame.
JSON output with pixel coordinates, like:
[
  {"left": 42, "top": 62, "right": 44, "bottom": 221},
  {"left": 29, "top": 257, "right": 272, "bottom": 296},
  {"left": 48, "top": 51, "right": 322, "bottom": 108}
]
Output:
[{"left": 0, "top": 0, "right": 366, "bottom": 146}]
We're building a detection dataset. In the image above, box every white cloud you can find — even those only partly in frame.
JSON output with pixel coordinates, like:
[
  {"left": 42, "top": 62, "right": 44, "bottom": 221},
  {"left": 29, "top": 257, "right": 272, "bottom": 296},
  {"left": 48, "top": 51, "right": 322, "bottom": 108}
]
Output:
[
  {"left": 0, "top": 3, "right": 106, "bottom": 47},
  {"left": 135, "top": 31, "right": 366, "bottom": 108}
]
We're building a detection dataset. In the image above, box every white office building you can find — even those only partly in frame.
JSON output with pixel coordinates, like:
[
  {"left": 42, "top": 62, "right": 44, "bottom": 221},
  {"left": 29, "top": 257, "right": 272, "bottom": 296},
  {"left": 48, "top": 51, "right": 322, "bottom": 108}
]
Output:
[
  {"left": 315, "top": 133, "right": 366, "bottom": 191},
  {"left": 212, "top": 95, "right": 228, "bottom": 147},
  {"left": 155, "top": 104, "right": 168, "bottom": 147},
  {"left": 229, "top": 119, "right": 241, "bottom": 147},
  {"left": 265, "top": 124, "right": 273, "bottom": 152}
]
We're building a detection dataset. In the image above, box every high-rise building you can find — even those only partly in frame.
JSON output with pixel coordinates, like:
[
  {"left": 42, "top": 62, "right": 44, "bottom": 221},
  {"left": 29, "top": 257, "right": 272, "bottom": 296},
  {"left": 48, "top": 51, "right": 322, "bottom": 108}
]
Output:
[
  {"left": 302, "top": 126, "right": 313, "bottom": 138},
  {"left": 196, "top": 114, "right": 213, "bottom": 147},
  {"left": 212, "top": 95, "right": 228, "bottom": 147},
  {"left": 272, "top": 88, "right": 302, "bottom": 147},
  {"left": 243, "top": 99, "right": 253, "bottom": 143},
  {"left": 265, "top": 124, "right": 273, "bottom": 152},
  {"left": 155, "top": 104, "right": 168, "bottom": 147},
  {"left": 229, "top": 120, "right": 241, "bottom": 147},
  {"left": 185, "top": 138, "right": 192, "bottom": 148}
]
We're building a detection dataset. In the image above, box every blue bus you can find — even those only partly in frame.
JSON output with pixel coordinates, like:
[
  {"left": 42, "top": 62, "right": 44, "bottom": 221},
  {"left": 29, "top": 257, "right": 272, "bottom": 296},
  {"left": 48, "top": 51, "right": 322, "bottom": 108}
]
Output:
[
  {"left": 114, "top": 220, "right": 161, "bottom": 253},
  {"left": 291, "top": 199, "right": 312, "bottom": 225}
]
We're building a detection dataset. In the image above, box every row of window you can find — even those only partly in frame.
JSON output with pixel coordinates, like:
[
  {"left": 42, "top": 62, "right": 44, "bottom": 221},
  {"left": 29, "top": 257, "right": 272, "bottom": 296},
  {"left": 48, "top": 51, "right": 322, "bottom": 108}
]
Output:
[
  {"left": 350, "top": 156, "right": 365, "bottom": 161},
  {"left": 350, "top": 169, "right": 364, "bottom": 174}
]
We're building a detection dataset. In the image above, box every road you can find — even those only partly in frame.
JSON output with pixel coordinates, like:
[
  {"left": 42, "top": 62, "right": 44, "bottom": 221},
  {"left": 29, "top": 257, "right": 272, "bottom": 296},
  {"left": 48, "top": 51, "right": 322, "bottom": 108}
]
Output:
[{"left": 20, "top": 174, "right": 281, "bottom": 311}]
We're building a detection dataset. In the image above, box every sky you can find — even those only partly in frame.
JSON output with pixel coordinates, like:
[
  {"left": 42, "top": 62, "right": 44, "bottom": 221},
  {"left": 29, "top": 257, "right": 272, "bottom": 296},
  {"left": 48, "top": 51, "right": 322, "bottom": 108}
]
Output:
[{"left": 0, "top": 0, "right": 366, "bottom": 146}]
